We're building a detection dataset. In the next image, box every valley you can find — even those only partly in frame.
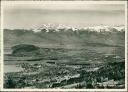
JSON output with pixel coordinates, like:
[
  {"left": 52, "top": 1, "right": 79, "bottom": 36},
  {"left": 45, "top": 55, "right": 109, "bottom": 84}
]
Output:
[{"left": 3, "top": 26, "right": 125, "bottom": 89}]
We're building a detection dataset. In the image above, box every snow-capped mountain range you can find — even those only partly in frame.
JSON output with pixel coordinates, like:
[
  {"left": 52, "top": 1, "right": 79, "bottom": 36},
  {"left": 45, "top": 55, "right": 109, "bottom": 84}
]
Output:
[
  {"left": 32, "top": 24, "right": 125, "bottom": 33},
  {"left": 4, "top": 24, "right": 125, "bottom": 47},
  {"left": 84, "top": 25, "right": 125, "bottom": 32}
]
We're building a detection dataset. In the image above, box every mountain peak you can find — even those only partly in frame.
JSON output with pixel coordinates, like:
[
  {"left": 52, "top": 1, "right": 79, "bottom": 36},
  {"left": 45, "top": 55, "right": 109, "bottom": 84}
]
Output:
[{"left": 32, "top": 24, "right": 125, "bottom": 33}]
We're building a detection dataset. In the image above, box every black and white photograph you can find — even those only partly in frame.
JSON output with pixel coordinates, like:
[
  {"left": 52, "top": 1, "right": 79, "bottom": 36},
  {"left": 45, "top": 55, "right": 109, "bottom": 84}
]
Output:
[{"left": 0, "top": 1, "right": 127, "bottom": 91}]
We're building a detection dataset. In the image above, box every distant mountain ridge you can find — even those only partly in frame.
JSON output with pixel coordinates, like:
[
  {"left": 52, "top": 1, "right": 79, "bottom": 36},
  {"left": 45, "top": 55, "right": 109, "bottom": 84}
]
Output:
[
  {"left": 32, "top": 24, "right": 125, "bottom": 33},
  {"left": 4, "top": 25, "right": 125, "bottom": 48}
]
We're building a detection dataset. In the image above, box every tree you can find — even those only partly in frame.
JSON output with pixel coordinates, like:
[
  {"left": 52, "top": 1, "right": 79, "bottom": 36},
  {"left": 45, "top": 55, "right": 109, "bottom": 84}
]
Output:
[{"left": 4, "top": 76, "right": 16, "bottom": 88}]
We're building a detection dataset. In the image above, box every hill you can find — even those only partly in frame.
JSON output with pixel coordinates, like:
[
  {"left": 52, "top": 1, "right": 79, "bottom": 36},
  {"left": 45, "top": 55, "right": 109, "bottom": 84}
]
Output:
[{"left": 11, "top": 44, "right": 41, "bottom": 56}]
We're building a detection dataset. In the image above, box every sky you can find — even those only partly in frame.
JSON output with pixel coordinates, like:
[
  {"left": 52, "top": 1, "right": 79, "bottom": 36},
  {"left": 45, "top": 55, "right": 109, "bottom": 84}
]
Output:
[{"left": 3, "top": 2, "right": 125, "bottom": 29}]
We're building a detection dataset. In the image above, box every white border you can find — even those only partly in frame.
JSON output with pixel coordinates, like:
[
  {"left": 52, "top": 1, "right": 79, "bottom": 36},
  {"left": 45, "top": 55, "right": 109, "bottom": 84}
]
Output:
[
  {"left": 0, "top": 0, "right": 4, "bottom": 90},
  {"left": 0, "top": 1, "right": 127, "bottom": 91}
]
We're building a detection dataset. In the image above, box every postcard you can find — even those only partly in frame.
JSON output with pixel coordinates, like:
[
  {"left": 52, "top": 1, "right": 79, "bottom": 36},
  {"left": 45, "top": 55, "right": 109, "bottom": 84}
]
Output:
[{"left": 0, "top": 1, "right": 127, "bottom": 91}]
